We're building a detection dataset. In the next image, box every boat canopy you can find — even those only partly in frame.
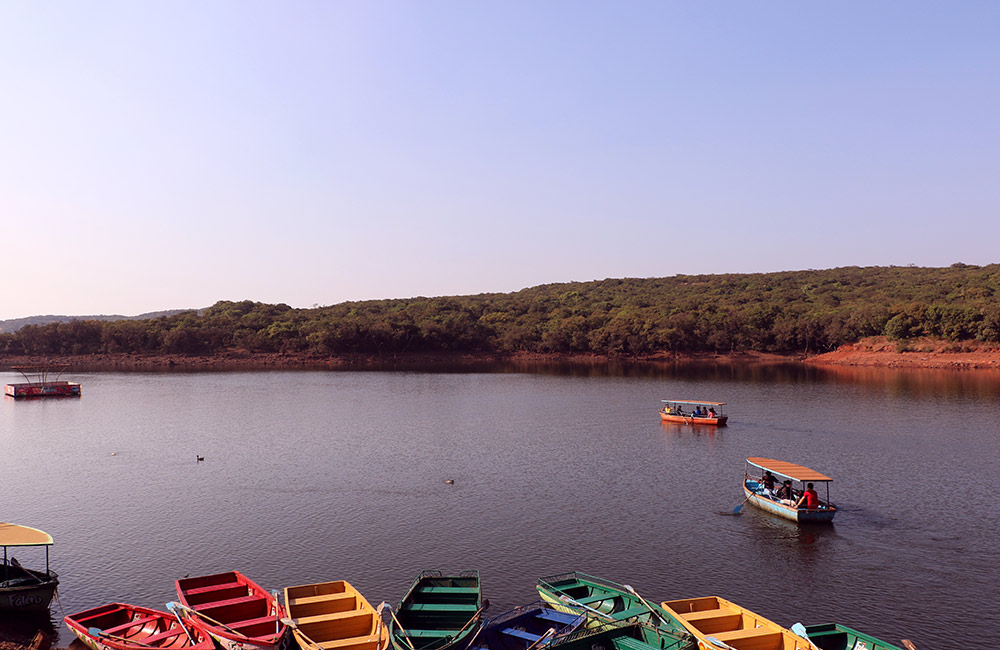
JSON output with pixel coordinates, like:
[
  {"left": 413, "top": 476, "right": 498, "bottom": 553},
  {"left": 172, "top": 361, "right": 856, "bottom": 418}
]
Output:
[
  {"left": 0, "top": 523, "right": 53, "bottom": 547},
  {"left": 660, "top": 400, "right": 726, "bottom": 406},
  {"left": 746, "top": 457, "right": 832, "bottom": 483}
]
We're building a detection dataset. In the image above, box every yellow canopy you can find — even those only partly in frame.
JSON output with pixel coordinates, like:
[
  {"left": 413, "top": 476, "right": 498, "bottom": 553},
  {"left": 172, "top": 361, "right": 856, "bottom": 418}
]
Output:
[
  {"left": 746, "top": 458, "right": 833, "bottom": 482},
  {"left": 0, "top": 523, "right": 54, "bottom": 547}
]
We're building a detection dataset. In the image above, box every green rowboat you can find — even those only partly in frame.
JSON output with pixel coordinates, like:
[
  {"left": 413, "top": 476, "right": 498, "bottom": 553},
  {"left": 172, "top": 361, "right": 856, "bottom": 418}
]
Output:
[
  {"left": 536, "top": 573, "right": 691, "bottom": 643},
  {"left": 543, "top": 619, "right": 692, "bottom": 650},
  {"left": 804, "top": 623, "right": 905, "bottom": 650},
  {"left": 389, "top": 570, "right": 484, "bottom": 650}
]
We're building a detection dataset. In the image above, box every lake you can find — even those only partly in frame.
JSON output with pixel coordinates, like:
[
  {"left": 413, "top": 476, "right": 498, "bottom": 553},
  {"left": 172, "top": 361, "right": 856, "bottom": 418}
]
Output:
[{"left": 2, "top": 362, "right": 998, "bottom": 648}]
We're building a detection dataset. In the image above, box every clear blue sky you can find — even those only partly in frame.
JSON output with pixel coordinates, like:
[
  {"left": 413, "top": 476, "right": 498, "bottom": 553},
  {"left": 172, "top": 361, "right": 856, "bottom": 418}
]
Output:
[{"left": 2, "top": 2, "right": 998, "bottom": 319}]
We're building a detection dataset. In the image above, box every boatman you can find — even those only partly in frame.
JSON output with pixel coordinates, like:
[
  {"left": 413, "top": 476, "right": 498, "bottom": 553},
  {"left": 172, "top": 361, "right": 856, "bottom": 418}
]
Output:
[{"left": 795, "top": 482, "right": 819, "bottom": 509}]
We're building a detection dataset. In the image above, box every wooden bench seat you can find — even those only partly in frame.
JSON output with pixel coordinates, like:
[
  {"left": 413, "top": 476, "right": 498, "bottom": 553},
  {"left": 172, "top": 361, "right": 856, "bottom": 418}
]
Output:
[
  {"left": 406, "top": 603, "right": 478, "bottom": 613},
  {"left": 198, "top": 594, "right": 263, "bottom": 613},
  {"left": 680, "top": 608, "right": 737, "bottom": 622},
  {"left": 288, "top": 592, "right": 356, "bottom": 608},
  {"left": 104, "top": 616, "right": 161, "bottom": 635},
  {"left": 403, "top": 629, "right": 456, "bottom": 638},
  {"left": 231, "top": 615, "right": 279, "bottom": 634},
  {"left": 611, "top": 636, "right": 659, "bottom": 650},
  {"left": 317, "top": 634, "right": 382, "bottom": 650},
  {"left": 502, "top": 628, "right": 542, "bottom": 643},
  {"left": 612, "top": 606, "right": 649, "bottom": 621},
  {"left": 295, "top": 610, "right": 370, "bottom": 627},
  {"left": 534, "top": 609, "right": 580, "bottom": 625},
  {"left": 415, "top": 586, "right": 479, "bottom": 595},
  {"left": 711, "top": 627, "right": 782, "bottom": 649},
  {"left": 575, "top": 594, "right": 614, "bottom": 605},
  {"left": 141, "top": 628, "right": 185, "bottom": 644}
]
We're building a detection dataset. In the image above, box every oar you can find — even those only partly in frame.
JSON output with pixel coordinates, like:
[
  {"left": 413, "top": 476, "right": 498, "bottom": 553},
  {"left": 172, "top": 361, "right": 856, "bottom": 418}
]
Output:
[
  {"left": 446, "top": 599, "right": 490, "bottom": 642},
  {"left": 789, "top": 623, "right": 821, "bottom": 650},
  {"left": 524, "top": 627, "right": 556, "bottom": 650},
  {"left": 704, "top": 637, "right": 737, "bottom": 650},
  {"left": 901, "top": 641, "right": 917, "bottom": 650},
  {"left": 385, "top": 605, "right": 417, "bottom": 650},
  {"left": 622, "top": 585, "right": 670, "bottom": 628},
  {"left": 88, "top": 628, "right": 159, "bottom": 649},
  {"left": 167, "top": 602, "right": 243, "bottom": 638},
  {"left": 280, "top": 619, "right": 325, "bottom": 650},
  {"left": 729, "top": 491, "right": 755, "bottom": 516},
  {"left": 557, "top": 595, "right": 615, "bottom": 621},
  {"left": 167, "top": 605, "right": 197, "bottom": 645}
]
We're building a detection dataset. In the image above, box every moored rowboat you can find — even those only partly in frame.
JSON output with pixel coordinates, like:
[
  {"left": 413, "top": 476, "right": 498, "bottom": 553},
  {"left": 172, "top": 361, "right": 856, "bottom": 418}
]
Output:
[
  {"left": 803, "top": 623, "right": 904, "bottom": 650},
  {"left": 535, "top": 572, "right": 691, "bottom": 642},
  {"left": 284, "top": 579, "right": 389, "bottom": 650},
  {"left": 388, "top": 570, "right": 483, "bottom": 650},
  {"left": 175, "top": 570, "right": 286, "bottom": 650},
  {"left": 65, "top": 602, "right": 214, "bottom": 650},
  {"left": 467, "top": 601, "right": 585, "bottom": 650},
  {"left": 660, "top": 595, "right": 813, "bottom": 650},
  {"left": 0, "top": 523, "right": 59, "bottom": 612}
]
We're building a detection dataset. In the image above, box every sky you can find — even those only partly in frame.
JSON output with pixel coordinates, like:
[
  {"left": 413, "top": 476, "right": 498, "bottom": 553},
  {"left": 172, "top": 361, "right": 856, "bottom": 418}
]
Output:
[{"left": 1, "top": 2, "right": 998, "bottom": 319}]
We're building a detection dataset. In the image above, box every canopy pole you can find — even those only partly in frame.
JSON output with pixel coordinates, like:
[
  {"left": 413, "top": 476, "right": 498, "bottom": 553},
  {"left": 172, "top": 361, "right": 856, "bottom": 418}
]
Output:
[{"left": 46, "top": 546, "right": 50, "bottom": 576}]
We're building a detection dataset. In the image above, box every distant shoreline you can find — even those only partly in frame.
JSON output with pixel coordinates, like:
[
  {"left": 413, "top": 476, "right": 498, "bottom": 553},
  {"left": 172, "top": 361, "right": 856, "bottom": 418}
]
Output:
[{"left": 3, "top": 338, "right": 1000, "bottom": 371}]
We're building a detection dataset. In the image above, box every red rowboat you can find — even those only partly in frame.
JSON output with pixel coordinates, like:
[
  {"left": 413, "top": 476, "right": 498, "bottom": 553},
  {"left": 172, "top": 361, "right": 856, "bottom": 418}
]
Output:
[
  {"left": 65, "top": 602, "right": 214, "bottom": 650},
  {"left": 174, "top": 571, "right": 286, "bottom": 650}
]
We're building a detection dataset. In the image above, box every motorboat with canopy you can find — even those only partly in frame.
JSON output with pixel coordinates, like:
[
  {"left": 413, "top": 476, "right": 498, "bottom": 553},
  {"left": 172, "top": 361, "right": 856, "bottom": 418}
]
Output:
[
  {"left": 743, "top": 458, "right": 837, "bottom": 523},
  {"left": 0, "top": 522, "right": 59, "bottom": 611}
]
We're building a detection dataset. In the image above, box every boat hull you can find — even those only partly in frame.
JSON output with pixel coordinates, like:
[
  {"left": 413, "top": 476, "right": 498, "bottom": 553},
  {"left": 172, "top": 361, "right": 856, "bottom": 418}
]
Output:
[
  {"left": 469, "top": 601, "right": 585, "bottom": 650},
  {"left": 284, "top": 580, "right": 389, "bottom": 650},
  {"left": 389, "top": 571, "right": 482, "bottom": 650},
  {"left": 743, "top": 484, "right": 836, "bottom": 523},
  {"left": 0, "top": 564, "right": 58, "bottom": 612},
  {"left": 659, "top": 413, "right": 726, "bottom": 426},
  {"left": 661, "top": 596, "right": 813, "bottom": 650},
  {"left": 65, "top": 602, "right": 214, "bottom": 650},
  {"left": 804, "top": 623, "right": 904, "bottom": 650},
  {"left": 535, "top": 572, "right": 691, "bottom": 640},
  {"left": 176, "top": 571, "right": 285, "bottom": 650}
]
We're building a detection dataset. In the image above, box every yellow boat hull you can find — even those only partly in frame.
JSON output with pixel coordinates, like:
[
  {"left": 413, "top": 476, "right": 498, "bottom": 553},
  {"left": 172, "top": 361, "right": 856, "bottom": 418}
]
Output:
[
  {"left": 284, "top": 580, "right": 389, "bottom": 650},
  {"left": 661, "top": 595, "right": 812, "bottom": 650}
]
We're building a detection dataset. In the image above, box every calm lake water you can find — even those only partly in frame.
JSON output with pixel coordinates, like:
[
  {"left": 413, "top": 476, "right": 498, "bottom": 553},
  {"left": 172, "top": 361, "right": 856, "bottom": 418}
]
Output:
[{"left": 2, "top": 362, "right": 998, "bottom": 648}]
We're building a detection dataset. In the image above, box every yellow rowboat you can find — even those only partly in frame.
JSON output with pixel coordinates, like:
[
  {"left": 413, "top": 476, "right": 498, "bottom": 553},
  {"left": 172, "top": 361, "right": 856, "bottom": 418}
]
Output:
[
  {"left": 660, "top": 596, "right": 813, "bottom": 650},
  {"left": 284, "top": 580, "right": 389, "bottom": 650}
]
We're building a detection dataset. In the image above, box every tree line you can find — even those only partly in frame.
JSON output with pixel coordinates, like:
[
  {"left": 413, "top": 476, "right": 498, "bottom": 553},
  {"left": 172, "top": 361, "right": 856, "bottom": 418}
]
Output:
[{"left": 3, "top": 264, "right": 1000, "bottom": 359}]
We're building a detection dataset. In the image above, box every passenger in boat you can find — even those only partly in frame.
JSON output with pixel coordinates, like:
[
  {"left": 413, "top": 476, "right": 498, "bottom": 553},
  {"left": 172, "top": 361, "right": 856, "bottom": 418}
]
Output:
[
  {"left": 795, "top": 482, "right": 820, "bottom": 509},
  {"left": 708, "top": 407, "right": 717, "bottom": 418},
  {"left": 761, "top": 471, "right": 776, "bottom": 493},
  {"left": 776, "top": 480, "right": 795, "bottom": 504},
  {"left": 694, "top": 406, "right": 704, "bottom": 417}
]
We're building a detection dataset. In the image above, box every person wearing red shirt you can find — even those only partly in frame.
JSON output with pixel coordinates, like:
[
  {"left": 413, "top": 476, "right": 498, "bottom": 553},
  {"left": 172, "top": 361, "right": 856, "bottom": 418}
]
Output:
[{"left": 795, "top": 482, "right": 819, "bottom": 509}]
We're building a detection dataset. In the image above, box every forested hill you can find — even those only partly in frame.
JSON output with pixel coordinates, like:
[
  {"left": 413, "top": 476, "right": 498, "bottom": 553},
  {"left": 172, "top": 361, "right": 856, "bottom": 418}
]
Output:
[{"left": 3, "top": 264, "right": 1000, "bottom": 359}]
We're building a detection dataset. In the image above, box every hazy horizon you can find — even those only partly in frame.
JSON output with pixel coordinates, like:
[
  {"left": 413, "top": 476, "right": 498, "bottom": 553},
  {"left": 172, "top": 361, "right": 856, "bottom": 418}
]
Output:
[{"left": 4, "top": 2, "right": 998, "bottom": 320}]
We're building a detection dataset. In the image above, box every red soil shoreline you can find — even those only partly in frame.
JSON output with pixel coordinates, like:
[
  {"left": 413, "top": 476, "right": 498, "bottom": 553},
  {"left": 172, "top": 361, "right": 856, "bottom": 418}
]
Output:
[{"left": 3, "top": 337, "right": 1000, "bottom": 371}]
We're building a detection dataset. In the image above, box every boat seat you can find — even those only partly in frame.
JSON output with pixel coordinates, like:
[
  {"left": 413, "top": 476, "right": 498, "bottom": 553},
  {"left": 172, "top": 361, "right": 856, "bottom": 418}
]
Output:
[
  {"left": 104, "top": 616, "right": 161, "bottom": 635},
  {"left": 502, "top": 628, "right": 542, "bottom": 643},
  {"left": 289, "top": 592, "right": 356, "bottom": 608},
  {"left": 406, "top": 603, "right": 478, "bottom": 613},
  {"left": 317, "top": 635, "right": 382, "bottom": 650},
  {"left": 711, "top": 628, "right": 782, "bottom": 647},
  {"left": 575, "top": 594, "right": 614, "bottom": 606},
  {"left": 295, "top": 610, "right": 370, "bottom": 627},
  {"left": 199, "top": 594, "right": 263, "bottom": 612},
  {"left": 611, "top": 636, "right": 658, "bottom": 650},
  {"left": 141, "top": 628, "right": 185, "bottom": 644},
  {"left": 231, "top": 615, "right": 279, "bottom": 634},
  {"left": 612, "top": 606, "right": 649, "bottom": 621},
  {"left": 681, "top": 608, "right": 737, "bottom": 622},
  {"left": 416, "top": 586, "right": 479, "bottom": 595},
  {"left": 183, "top": 580, "right": 243, "bottom": 595},
  {"left": 403, "top": 630, "right": 456, "bottom": 638},
  {"left": 534, "top": 609, "right": 580, "bottom": 625}
]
